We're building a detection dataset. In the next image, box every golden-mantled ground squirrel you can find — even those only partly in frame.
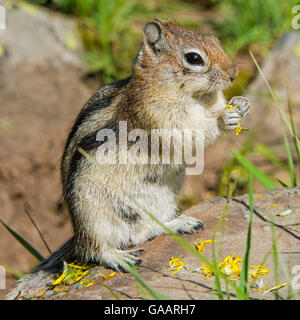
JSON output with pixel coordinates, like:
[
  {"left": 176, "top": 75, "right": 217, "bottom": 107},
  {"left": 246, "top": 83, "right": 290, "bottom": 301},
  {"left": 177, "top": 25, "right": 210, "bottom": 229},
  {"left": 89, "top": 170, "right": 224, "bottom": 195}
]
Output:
[{"left": 11, "top": 19, "right": 250, "bottom": 290}]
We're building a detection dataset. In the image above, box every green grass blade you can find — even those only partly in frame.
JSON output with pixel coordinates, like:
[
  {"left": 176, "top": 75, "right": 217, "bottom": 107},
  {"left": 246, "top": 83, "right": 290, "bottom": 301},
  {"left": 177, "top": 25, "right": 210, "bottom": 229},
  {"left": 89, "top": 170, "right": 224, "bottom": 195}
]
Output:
[
  {"left": 231, "top": 149, "right": 278, "bottom": 189},
  {"left": 287, "top": 88, "right": 300, "bottom": 176},
  {"left": 238, "top": 174, "right": 254, "bottom": 297},
  {"left": 249, "top": 51, "right": 293, "bottom": 136},
  {"left": 136, "top": 280, "right": 150, "bottom": 300},
  {"left": 276, "top": 178, "right": 288, "bottom": 188},
  {"left": 281, "top": 118, "right": 296, "bottom": 187},
  {"left": 1, "top": 263, "right": 24, "bottom": 280},
  {"left": 0, "top": 218, "right": 44, "bottom": 261},
  {"left": 24, "top": 206, "right": 52, "bottom": 255},
  {"left": 250, "top": 51, "right": 299, "bottom": 186},
  {"left": 270, "top": 221, "right": 280, "bottom": 300},
  {"left": 113, "top": 245, "right": 167, "bottom": 300},
  {"left": 250, "top": 51, "right": 300, "bottom": 177},
  {"left": 212, "top": 208, "right": 226, "bottom": 300},
  {"left": 254, "top": 143, "right": 288, "bottom": 171},
  {"left": 211, "top": 182, "right": 236, "bottom": 300},
  {"left": 102, "top": 284, "right": 121, "bottom": 300},
  {"left": 127, "top": 263, "right": 168, "bottom": 300}
]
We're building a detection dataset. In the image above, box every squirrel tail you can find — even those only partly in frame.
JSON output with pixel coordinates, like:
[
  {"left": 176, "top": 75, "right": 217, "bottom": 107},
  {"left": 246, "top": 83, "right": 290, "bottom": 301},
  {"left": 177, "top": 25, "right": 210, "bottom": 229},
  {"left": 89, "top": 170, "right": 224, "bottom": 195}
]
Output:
[
  {"left": 6, "top": 237, "right": 76, "bottom": 300},
  {"left": 33, "top": 236, "right": 76, "bottom": 273}
]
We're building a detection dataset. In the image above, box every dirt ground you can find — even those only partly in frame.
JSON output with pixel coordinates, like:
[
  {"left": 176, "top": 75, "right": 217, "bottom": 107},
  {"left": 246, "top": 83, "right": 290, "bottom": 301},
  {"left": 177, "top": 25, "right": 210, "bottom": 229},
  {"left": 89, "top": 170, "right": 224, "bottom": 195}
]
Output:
[{"left": 0, "top": 61, "right": 99, "bottom": 298}]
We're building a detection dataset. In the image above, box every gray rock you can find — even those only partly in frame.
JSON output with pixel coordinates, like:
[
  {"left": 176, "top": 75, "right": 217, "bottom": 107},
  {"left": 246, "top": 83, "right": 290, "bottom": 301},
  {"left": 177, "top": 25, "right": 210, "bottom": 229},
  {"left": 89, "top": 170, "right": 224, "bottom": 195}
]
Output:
[
  {"left": 0, "top": 0, "right": 87, "bottom": 69},
  {"left": 7, "top": 187, "right": 300, "bottom": 300}
]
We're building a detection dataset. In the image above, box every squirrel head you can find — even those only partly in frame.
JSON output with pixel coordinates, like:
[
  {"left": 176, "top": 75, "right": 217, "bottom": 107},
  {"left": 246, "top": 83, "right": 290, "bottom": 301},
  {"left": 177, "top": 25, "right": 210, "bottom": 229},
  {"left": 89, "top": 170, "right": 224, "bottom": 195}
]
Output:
[{"left": 134, "top": 19, "right": 238, "bottom": 96}]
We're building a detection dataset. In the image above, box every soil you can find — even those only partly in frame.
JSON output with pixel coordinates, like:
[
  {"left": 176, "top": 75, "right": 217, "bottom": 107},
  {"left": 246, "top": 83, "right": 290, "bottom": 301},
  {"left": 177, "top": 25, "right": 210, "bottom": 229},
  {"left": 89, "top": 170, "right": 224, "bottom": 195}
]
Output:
[{"left": 0, "top": 64, "right": 97, "bottom": 298}]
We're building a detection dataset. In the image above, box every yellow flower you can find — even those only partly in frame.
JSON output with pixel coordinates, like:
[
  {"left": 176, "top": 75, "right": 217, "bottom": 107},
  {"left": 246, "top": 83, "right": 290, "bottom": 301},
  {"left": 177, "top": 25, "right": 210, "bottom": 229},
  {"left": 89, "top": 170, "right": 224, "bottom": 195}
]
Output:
[
  {"left": 0, "top": 45, "right": 4, "bottom": 57},
  {"left": 51, "top": 261, "right": 92, "bottom": 290},
  {"left": 235, "top": 123, "right": 242, "bottom": 135},
  {"left": 263, "top": 282, "right": 288, "bottom": 295},
  {"left": 226, "top": 104, "right": 239, "bottom": 110},
  {"left": 83, "top": 281, "right": 95, "bottom": 288},
  {"left": 252, "top": 280, "right": 288, "bottom": 295},
  {"left": 169, "top": 256, "right": 186, "bottom": 275},
  {"left": 195, "top": 239, "right": 216, "bottom": 253},
  {"left": 249, "top": 265, "right": 270, "bottom": 280},
  {"left": 218, "top": 255, "right": 243, "bottom": 278},
  {"left": 226, "top": 104, "right": 248, "bottom": 135},
  {"left": 101, "top": 271, "right": 116, "bottom": 280},
  {"left": 199, "top": 263, "right": 214, "bottom": 279},
  {"left": 51, "top": 262, "right": 69, "bottom": 286},
  {"left": 53, "top": 285, "right": 69, "bottom": 293},
  {"left": 36, "top": 289, "right": 46, "bottom": 297},
  {"left": 271, "top": 203, "right": 280, "bottom": 208},
  {"left": 80, "top": 277, "right": 95, "bottom": 288},
  {"left": 197, "top": 255, "right": 243, "bottom": 280},
  {"left": 255, "top": 193, "right": 263, "bottom": 198}
]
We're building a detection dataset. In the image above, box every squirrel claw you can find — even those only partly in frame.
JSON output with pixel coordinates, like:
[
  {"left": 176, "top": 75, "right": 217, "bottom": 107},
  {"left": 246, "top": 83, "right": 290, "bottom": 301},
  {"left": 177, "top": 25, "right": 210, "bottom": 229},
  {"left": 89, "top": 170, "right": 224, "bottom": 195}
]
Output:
[
  {"left": 124, "top": 248, "right": 145, "bottom": 256},
  {"left": 103, "top": 249, "right": 143, "bottom": 272},
  {"left": 166, "top": 214, "right": 204, "bottom": 234},
  {"left": 223, "top": 96, "right": 250, "bottom": 130}
]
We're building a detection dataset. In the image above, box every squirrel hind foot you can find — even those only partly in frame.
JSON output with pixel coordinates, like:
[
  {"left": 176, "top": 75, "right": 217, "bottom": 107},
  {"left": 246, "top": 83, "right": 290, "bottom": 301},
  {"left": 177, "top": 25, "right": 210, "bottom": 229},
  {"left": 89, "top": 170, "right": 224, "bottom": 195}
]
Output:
[{"left": 102, "top": 248, "right": 144, "bottom": 272}]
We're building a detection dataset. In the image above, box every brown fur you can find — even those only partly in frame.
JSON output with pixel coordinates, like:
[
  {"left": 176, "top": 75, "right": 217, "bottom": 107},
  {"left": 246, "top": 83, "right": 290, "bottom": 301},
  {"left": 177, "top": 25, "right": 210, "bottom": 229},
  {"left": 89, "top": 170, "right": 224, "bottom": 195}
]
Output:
[{"left": 7, "top": 19, "right": 250, "bottom": 300}]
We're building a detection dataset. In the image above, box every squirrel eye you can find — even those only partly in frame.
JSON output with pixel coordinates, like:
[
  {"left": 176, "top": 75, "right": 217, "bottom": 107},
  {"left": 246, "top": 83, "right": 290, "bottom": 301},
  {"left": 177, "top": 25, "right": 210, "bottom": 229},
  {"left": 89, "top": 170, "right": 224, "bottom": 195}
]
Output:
[{"left": 185, "top": 52, "right": 204, "bottom": 66}]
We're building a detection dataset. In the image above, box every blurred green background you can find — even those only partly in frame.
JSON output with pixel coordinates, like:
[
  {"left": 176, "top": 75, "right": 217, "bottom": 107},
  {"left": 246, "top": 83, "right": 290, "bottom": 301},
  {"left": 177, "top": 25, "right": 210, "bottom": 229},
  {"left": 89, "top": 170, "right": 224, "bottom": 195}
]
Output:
[
  {"left": 23, "top": 0, "right": 300, "bottom": 207},
  {"left": 25, "top": 0, "right": 299, "bottom": 205},
  {"left": 26, "top": 0, "right": 297, "bottom": 84}
]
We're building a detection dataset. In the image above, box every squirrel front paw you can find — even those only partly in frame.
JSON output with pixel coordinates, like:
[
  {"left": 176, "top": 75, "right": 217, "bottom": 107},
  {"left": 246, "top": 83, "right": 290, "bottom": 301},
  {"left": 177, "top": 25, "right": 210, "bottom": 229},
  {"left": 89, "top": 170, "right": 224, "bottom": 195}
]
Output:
[
  {"left": 165, "top": 214, "right": 204, "bottom": 234},
  {"left": 223, "top": 96, "right": 250, "bottom": 130}
]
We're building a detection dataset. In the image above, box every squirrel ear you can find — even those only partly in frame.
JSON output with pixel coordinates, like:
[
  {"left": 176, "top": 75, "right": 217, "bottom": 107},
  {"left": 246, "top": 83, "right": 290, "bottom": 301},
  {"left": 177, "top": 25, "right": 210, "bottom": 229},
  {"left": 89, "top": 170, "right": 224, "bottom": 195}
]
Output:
[{"left": 143, "top": 21, "right": 164, "bottom": 54}]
